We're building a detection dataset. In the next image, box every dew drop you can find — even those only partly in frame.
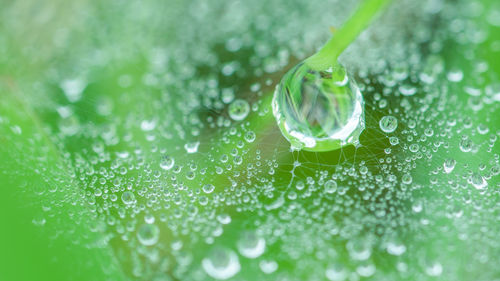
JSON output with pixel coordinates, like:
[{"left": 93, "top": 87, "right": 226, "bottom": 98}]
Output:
[
  {"left": 160, "top": 155, "right": 175, "bottom": 170},
  {"left": 425, "top": 261, "right": 443, "bottom": 277},
  {"left": 202, "top": 184, "right": 215, "bottom": 194},
  {"left": 470, "top": 172, "right": 487, "bottom": 190},
  {"left": 272, "top": 62, "right": 364, "bottom": 151},
  {"left": 244, "top": 131, "right": 256, "bottom": 143},
  {"left": 447, "top": 69, "right": 463, "bottom": 82},
  {"left": 202, "top": 247, "right": 240, "bottom": 280},
  {"left": 137, "top": 224, "right": 160, "bottom": 246},
  {"left": 228, "top": 99, "right": 250, "bottom": 121},
  {"left": 386, "top": 240, "right": 406, "bottom": 256},
  {"left": 324, "top": 179, "right": 338, "bottom": 194},
  {"left": 121, "top": 191, "right": 136, "bottom": 205},
  {"left": 326, "top": 262, "right": 348, "bottom": 281},
  {"left": 346, "top": 238, "right": 371, "bottom": 261},
  {"left": 459, "top": 137, "right": 472, "bottom": 152},
  {"left": 379, "top": 115, "right": 398, "bottom": 133},
  {"left": 60, "top": 78, "right": 86, "bottom": 103},
  {"left": 259, "top": 260, "right": 278, "bottom": 274},
  {"left": 443, "top": 158, "right": 456, "bottom": 173},
  {"left": 399, "top": 84, "right": 417, "bottom": 96},
  {"left": 236, "top": 230, "right": 266, "bottom": 258},
  {"left": 184, "top": 141, "right": 200, "bottom": 153}
]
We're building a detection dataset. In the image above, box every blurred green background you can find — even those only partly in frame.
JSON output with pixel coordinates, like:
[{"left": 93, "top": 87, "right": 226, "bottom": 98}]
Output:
[{"left": 0, "top": 0, "right": 499, "bottom": 280}]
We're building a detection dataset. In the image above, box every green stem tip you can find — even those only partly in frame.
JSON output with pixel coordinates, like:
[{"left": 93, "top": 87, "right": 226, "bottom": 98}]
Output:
[{"left": 305, "top": 0, "right": 393, "bottom": 71}]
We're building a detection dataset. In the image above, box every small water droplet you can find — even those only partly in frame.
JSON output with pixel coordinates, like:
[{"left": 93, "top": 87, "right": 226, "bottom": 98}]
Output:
[
  {"left": 324, "top": 179, "right": 337, "bottom": 194},
  {"left": 459, "top": 137, "right": 472, "bottom": 152},
  {"left": 237, "top": 230, "right": 266, "bottom": 258},
  {"left": 244, "top": 131, "right": 256, "bottom": 143},
  {"left": 259, "top": 260, "right": 278, "bottom": 274},
  {"left": 137, "top": 224, "right": 160, "bottom": 246},
  {"left": 184, "top": 141, "right": 200, "bottom": 153},
  {"left": 160, "top": 155, "right": 175, "bottom": 170},
  {"left": 470, "top": 172, "right": 487, "bottom": 190},
  {"left": 379, "top": 115, "right": 398, "bottom": 133},
  {"left": 202, "top": 247, "right": 240, "bottom": 280},
  {"left": 443, "top": 158, "right": 456, "bottom": 173},
  {"left": 202, "top": 184, "right": 215, "bottom": 194},
  {"left": 326, "top": 262, "right": 348, "bottom": 281},
  {"left": 228, "top": 99, "right": 250, "bottom": 121},
  {"left": 121, "top": 191, "right": 136, "bottom": 205}
]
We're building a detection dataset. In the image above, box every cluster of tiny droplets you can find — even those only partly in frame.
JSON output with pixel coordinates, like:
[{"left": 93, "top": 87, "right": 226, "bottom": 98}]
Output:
[{"left": 0, "top": 0, "right": 499, "bottom": 280}]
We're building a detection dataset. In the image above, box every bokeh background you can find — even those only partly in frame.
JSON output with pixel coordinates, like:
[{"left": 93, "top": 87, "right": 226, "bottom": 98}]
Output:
[{"left": 1, "top": 0, "right": 499, "bottom": 280}]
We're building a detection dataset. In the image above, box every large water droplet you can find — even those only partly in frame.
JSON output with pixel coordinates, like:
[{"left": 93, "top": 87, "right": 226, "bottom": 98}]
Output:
[{"left": 272, "top": 62, "right": 364, "bottom": 151}]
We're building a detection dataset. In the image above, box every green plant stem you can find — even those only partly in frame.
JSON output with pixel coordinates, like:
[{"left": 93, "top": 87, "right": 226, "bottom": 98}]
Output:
[{"left": 305, "top": 0, "right": 393, "bottom": 71}]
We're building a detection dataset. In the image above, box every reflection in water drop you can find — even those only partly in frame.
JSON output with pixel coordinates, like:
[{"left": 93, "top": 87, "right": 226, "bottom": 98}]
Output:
[
  {"left": 272, "top": 62, "right": 364, "bottom": 151},
  {"left": 202, "top": 247, "right": 240, "bottom": 280}
]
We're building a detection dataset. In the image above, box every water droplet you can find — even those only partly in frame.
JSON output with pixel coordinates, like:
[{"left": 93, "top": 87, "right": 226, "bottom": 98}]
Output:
[
  {"left": 443, "top": 158, "right": 456, "bottom": 174},
  {"left": 399, "top": 84, "right": 417, "bottom": 96},
  {"left": 217, "top": 213, "right": 231, "bottom": 224},
  {"left": 259, "top": 260, "right": 278, "bottom": 274},
  {"left": 447, "top": 69, "right": 463, "bottom": 82},
  {"left": 326, "top": 262, "right": 348, "bottom": 281},
  {"left": 244, "top": 131, "right": 256, "bottom": 143},
  {"left": 60, "top": 78, "right": 86, "bottom": 103},
  {"left": 402, "top": 173, "right": 412, "bottom": 184},
  {"left": 356, "top": 262, "right": 376, "bottom": 277},
  {"left": 237, "top": 230, "right": 266, "bottom": 258},
  {"left": 324, "top": 179, "right": 337, "bottom": 194},
  {"left": 425, "top": 261, "right": 443, "bottom": 276},
  {"left": 228, "top": 99, "right": 250, "bottom": 121},
  {"left": 459, "top": 137, "right": 472, "bottom": 152},
  {"left": 470, "top": 172, "right": 487, "bottom": 190},
  {"left": 346, "top": 238, "right": 371, "bottom": 260},
  {"left": 389, "top": 136, "right": 399, "bottom": 145},
  {"left": 121, "top": 191, "right": 136, "bottom": 205},
  {"left": 202, "top": 184, "right": 215, "bottom": 194},
  {"left": 160, "top": 155, "right": 175, "bottom": 170},
  {"left": 379, "top": 115, "right": 398, "bottom": 133},
  {"left": 386, "top": 240, "right": 406, "bottom": 256},
  {"left": 184, "top": 141, "right": 200, "bottom": 153},
  {"left": 202, "top": 247, "right": 240, "bottom": 280},
  {"left": 137, "top": 224, "right": 160, "bottom": 246},
  {"left": 272, "top": 62, "right": 364, "bottom": 151}
]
